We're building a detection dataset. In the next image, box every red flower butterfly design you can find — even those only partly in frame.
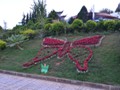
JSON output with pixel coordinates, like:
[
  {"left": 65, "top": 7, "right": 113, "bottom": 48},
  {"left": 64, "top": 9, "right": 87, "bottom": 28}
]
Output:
[{"left": 23, "top": 35, "right": 104, "bottom": 72}]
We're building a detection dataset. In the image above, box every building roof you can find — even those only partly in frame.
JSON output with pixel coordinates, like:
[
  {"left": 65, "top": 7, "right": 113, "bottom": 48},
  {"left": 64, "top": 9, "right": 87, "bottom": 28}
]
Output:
[
  {"left": 95, "top": 13, "right": 118, "bottom": 19},
  {"left": 56, "top": 11, "right": 63, "bottom": 15}
]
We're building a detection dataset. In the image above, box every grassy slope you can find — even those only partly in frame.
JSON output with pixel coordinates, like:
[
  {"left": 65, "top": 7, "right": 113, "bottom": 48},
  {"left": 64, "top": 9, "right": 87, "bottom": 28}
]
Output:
[{"left": 0, "top": 33, "right": 120, "bottom": 85}]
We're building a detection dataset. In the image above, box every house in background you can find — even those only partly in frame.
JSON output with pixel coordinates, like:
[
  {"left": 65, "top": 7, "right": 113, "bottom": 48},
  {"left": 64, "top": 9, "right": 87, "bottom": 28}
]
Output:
[
  {"left": 110, "top": 12, "right": 120, "bottom": 19},
  {"left": 70, "top": 12, "right": 118, "bottom": 22},
  {"left": 94, "top": 12, "right": 118, "bottom": 20},
  {"left": 56, "top": 11, "right": 66, "bottom": 21}
]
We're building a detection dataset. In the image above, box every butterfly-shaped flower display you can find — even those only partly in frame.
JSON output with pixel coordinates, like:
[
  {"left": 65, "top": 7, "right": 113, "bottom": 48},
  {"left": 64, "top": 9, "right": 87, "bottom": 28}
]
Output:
[{"left": 23, "top": 35, "right": 104, "bottom": 72}]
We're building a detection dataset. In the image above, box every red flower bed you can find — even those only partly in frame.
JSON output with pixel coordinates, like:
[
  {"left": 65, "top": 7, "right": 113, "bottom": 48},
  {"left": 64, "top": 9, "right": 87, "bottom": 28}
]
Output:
[
  {"left": 43, "top": 37, "right": 65, "bottom": 45},
  {"left": 68, "top": 45, "right": 93, "bottom": 72},
  {"left": 23, "top": 35, "right": 103, "bottom": 73},
  {"left": 73, "top": 35, "right": 102, "bottom": 46}
]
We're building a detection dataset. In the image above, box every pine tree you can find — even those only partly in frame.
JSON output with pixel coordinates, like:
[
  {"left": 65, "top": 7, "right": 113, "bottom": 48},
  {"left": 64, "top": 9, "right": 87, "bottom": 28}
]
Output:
[
  {"left": 21, "top": 14, "right": 26, "bottom": 25},
  {"left": 115, "top": 3, "right": 120, "bottom": 14},
  {"left": 77, "top": 6, "right": 88, "bottom": 22},
  {"left": 26, "top": 13, "right": 29, "bottom": 24}
]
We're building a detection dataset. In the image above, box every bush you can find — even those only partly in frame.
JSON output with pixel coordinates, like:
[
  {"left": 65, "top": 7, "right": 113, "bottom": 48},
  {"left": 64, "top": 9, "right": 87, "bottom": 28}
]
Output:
[
  {"left": 44, "top": 23, "right": 52, "bottom": 36},
  {"left": 71, "top": 19, "right": 83, "bottom": 32},
  {"left": 86, "top": 20, "right": 97, "bottom": 32},
  {"left": 115, "top": 20, "right": 120, "bottom": 31},
  {"left": 21, "top": 29, "right": 36, "bottom": 39},
  {"left": 104, "top": 20, "right": 116, "bottom": 31},
  {"left": 12, "top": 25, "right": 27, "bottom": 34},
  {"left": 0, "top": 39, "right": 6, "bottom": 50},
  {"left": 2, "top": 30, "right": 16, "bottom": 40},
  {"left": 97, "top": 20, "right": 105, "bottom": 31},
  {"left": 51, "top": 22, "right": 64, "bottom": 36}
]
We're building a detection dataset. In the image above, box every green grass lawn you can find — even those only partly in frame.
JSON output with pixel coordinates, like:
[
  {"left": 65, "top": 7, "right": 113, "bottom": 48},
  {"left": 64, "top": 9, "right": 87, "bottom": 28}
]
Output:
[{"left": 0, "top": 32, "right": 120, "bottom": 85}]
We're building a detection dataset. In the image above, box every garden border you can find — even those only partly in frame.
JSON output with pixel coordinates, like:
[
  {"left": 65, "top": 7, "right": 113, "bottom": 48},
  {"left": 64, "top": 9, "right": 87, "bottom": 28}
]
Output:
[{"left": 0, "top": 69, "right": 120, "bottom": 90}]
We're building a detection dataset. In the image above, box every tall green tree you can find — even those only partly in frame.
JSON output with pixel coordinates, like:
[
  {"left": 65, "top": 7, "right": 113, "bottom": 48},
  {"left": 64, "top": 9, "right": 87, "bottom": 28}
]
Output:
[
  {"left": 21, "top": 14, "right": 26, "bottom": 26},
  {"left": 26, "top": 13, "right": 29, "bottom": 24},
  {"left": 32, "top": 0, "right": 47, "bottom": 28},
  {"left": 48, "top": 10, "right": 59, "bottom": 20},
  {"left": 31, "top": 0, "right": 46, "bottom": 22},
  {"left": 77, "top": 6, "right": 88, "bottom": 22}
]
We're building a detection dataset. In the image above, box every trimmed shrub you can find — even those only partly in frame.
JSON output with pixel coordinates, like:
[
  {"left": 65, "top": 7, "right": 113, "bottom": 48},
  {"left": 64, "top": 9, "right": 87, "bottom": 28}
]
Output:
[
  {"left": 86, "top": 20, "right": 97, "bottom": 32},
  {"left": 0, "top": 39, "right": 6, "bottom": 50},
  {"left": 97, "top": 20, "right": 105, "bottom": 31},
  {"left": 51, "top": 22, "right": 64, "bottom": 36},
  {"left": 115, "top": 20, "right": 120, "bottom": 31},
  {"left": 44, "top": 23, "right": 52, "bottom": 36},
  {"left": 21, "top": 29, "right": 36, "bottom": 39},
  {"left": 71, "top": 19, "right": 83, "bottom": 32},
  {"left": 104, "top": 20, "right": 116, "bottom": 31}
]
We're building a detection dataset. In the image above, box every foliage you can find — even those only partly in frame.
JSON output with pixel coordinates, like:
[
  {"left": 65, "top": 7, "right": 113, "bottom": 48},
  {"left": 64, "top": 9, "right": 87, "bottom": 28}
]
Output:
[
  {"left": 45, "top": 18, "right": 53, "bottom": 24},
  {"left": 48, "top": 10, "right": 59, "bottom": 20},
  {"left": 62, "top": 21, "right": 70, "bottom": 34},
  {"left": 21, "top": 14, "right": 26, "bottom": 26},
  {"left": 12, "top": 25, "right": 27, "bottom": 34},
  {"left": 115, "top": 20, "right": 120, "bottom": 31},
  {"left": 104, "top": 20, "right": 116, "bottom": 31},
  {"left": 21, "top": 29, "right": 36, "bottom": 39},
  {"left": 115, "top": 3, "right": 120, "bottom": 12},
  {"left": 6, "top": 34, "right": 27, "bottom": 50},
  {"left": 26, "top": 20, "right": 35, "bottom": 29},
  {"left": 44, "top": 23, "right": 52, "bottom": 36},
  {"left": 99, "top": 8, "right": 113, "bottom": 14},
  {"left": 96, "top": 20, "right": 105, "bottom": 31},
  {"left": 71, "top": 19, "right": 83, "bottom": 32},
  {"left": 68, "top": 17, "right": 74, "bottom": 24},
  {"left": 51, "top": 22, "right": 64, "bottom": 36},
  {"left": 31, "top": 0, "right": 46, "bottom": 22},
  {"left": 0, "top": 26, "right": 3, "bottom": 32},
  {"left": 20, "top": 0, "right": 47, "bottom": 30},
  {"left": 86, "top": 20, "right": 97, "bottom": 32},
  {"left": 77, "top": 6, "right": 88, "bottom": 22},
  {"left": 0, "top": 39, "right": 6, "bottom": 50}
]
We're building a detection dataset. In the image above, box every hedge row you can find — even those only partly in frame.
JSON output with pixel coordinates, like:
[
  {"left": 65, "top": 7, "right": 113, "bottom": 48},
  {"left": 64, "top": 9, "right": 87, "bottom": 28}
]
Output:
[{"left": 44, "top": 19, "right": 120, "bottom": 36}]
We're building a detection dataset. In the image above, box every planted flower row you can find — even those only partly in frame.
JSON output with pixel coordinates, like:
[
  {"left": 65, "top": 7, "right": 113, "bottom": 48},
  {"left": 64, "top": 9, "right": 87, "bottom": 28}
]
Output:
[
  {"left": 43, "top": 37, "right": 65, "bottom": 45},
  {"left": 57, "top": 42, "right": 71, "bottom": 58},
  {"left": 73, "top": 35, "right": 102, "bottom": 46},
  {"left": 23, "top": 47, "right": 59, "bottom": 68},
  {"left": 68, "top": 45, "right": 93, "bottom": 72}
]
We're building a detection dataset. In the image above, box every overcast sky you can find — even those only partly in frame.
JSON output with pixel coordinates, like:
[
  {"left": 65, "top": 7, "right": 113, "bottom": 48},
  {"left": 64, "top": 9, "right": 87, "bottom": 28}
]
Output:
[{"left": 0, "top": 0, "right": 119, "bottom": 29}]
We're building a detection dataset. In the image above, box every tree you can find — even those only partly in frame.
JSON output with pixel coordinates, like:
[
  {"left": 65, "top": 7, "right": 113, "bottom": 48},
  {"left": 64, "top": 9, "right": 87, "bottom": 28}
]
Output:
[
  {"left": 68, "top": 17, "right": 74, "bottom": 24},
  {"left": 20, "top": 0, "right": 47, "bottom": 29},
  {"left": 115, "top": 3, "right": 120, "bottom": 14},
  {"left": 0, "top": 26, "right": 3, "bottom": 32},
  {"left": 77, "top": 6, "right": 88, "bottom": 22},
  {"left": 48, "top": 10, "right": 59, "bottom": 20},
  {"left": 21, "top": 14, "right": 26, "bottom": 26},
  {"left": 100, "top": 8, "right": 113, "bottom": 14},
  {"left": 31, "top": 0, "right": 47, "bottom": 22},
  {"left": 26, "top": 13, "right": 29, "bottom": 24}
]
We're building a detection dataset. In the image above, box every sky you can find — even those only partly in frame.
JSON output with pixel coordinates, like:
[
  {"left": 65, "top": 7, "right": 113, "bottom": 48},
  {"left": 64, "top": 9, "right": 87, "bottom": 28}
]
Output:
[{"left": 0, "top": 0, "right": 120, "bottom": 29}]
